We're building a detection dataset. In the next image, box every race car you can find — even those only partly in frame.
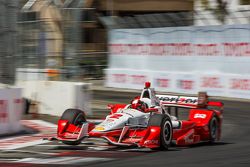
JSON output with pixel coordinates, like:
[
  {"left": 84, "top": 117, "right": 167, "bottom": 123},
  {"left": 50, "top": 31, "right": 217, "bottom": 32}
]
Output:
[{"left": 46, "top": 82, "right": 223, "bottom": 149}]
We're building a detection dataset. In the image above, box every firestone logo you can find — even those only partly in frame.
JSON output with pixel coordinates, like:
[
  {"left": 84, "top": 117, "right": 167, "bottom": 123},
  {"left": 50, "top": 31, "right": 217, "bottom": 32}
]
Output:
[
  {"left": 230, "top": 79, "right": 250, "bottom": 90},
  {"left": 112, "top": 74, "right": 127, "bottom": 83},
  {"left": 201, "top": 77, "right": 223, "bottom": 88},
  {"left": 130, "top": 75, "right": 146, "bottom": 85},
  {"left": 144, "top": 140, "right": 159, "bottom": 145},
  {"left": 156, "top": 79, "right": 169, "bottom": 88},
  {"left": 178, "top": 80, "right": 194, "bottom": 90},
  {"left": 0, "top": 100, "right": 8, "bottom": 123}
]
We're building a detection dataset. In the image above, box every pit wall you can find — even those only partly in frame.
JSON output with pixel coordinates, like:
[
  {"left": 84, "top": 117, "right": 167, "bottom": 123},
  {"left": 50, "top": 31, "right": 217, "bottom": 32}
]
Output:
[{"left": 106, "top": 24, "right": 250, "bottom": 99}]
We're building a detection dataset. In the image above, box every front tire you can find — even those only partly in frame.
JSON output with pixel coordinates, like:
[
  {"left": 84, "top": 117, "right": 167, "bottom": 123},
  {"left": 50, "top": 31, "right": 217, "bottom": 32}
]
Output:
[
  {"left": 148, "top": 114, "right": 173, "bottom": 150},
  {"left": 62, "top": 140, "right": 82, "bottom": 146},
  {"left": 160, "top": 117, "right": 173, "bottom": 150},
  {"left": 60, "top": 108, "right": 86, "bottom": 126},
  {"left": 60, "top": 109, "right": 87, "bottom": 145}
]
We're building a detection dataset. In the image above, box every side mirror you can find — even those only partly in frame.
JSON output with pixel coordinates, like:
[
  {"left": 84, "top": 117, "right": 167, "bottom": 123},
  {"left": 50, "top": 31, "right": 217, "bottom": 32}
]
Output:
[
  {"left": 145, "top": 108, "right": 158, "bottom": 113},
  {"left": 107, "top": 104, "right": 114, "bottom": 110}
]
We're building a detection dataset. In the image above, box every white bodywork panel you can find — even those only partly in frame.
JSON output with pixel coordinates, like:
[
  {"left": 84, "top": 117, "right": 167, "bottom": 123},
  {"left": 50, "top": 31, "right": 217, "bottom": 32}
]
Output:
[{"left": 92, "top": 109, "right": 150, "bottom": 132}]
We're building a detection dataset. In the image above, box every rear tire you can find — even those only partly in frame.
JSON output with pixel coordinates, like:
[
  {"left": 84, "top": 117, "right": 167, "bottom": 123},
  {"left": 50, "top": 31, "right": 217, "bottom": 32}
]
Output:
[
  {"left": 209, "top": 116, "right": 218, "bottom": 142},
  {"left": 60, "top": 109, "right": 87, "bottom": 145},
  {"left": 148, "top": 114, "right": 173, "bottom": 150}
]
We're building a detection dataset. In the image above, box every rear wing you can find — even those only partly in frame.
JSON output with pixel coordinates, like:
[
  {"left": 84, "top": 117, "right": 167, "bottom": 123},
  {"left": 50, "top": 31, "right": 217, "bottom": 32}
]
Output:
[
  {"left": 156, "top": 95, "right": 198, "bottom": 108},
  {"left": 156, "top": 92, "right": 224, "bottom": 111}
]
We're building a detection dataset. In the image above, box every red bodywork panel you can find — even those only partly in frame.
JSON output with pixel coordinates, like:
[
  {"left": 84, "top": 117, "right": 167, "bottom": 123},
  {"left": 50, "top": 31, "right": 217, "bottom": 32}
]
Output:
[
  {"left": 108, "top": 104, "right": 127, "bottom": 115},
  {"left": 173, "top": 107, "right": 223, "bottom": 146},
  {"left": 89, "top": 126, "right": 161, "bottom": 148},
  {"left": 57, "top": 120, "right": 95, "bottom": 140}
]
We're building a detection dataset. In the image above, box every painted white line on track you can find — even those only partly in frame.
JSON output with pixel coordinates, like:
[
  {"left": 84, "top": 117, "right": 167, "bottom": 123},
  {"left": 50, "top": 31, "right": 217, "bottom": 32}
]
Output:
[
  {"left": 0, "top": 119, "right": 104, "bottom": 150},
  {"left": 0, "top": 158, "right": 20, "bottom": 161},
  {"left": 1, "top": 149, "right": 58, "bottom": 155},
  {"left": 16, "top": 157, "right": 114, "bottom": 164},
  {"left": 0, "top": 140, "right": 50, "bottom": 150}
]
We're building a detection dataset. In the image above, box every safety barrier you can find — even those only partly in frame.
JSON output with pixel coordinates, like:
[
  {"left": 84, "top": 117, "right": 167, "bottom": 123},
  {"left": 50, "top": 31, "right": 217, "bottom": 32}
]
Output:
[
  {"left": 16, "top": 81, "right": 92, "bottom": 117},
  {"left": 0, "top": 87, "right": 23, "bottom": 135},
  {"left": 106, "top": 24, "right": 250, "bottom": 99}
]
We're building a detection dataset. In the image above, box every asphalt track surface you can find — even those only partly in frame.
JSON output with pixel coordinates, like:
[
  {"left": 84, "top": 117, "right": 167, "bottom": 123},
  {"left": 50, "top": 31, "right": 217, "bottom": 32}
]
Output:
[{"left": 0, "top": 90, "right": 250, "bottom": 167}]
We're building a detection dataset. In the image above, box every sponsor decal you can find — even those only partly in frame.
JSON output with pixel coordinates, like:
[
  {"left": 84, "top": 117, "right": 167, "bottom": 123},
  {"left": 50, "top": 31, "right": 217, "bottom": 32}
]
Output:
[
  {"left": 201, "top": 77, "right": 223, "bottom": 88},
  {"left": 109, "top": 44, "right": 125, "bottom": 55},
  {"left": 184, "top": 129, "right": 194, "bottom": 144},
  {"left": 112, "top": 74, "right": 127, "bottom": 83},
  {"left": 94, "top": 126, "right": 105, "bottom": 131},
  {"left": 144, "top": 140, "right": 159, "bottom": 145},
  {"left": 109, "top": 114, "right": 123, "bottom": 119},
  {"left": 223, "top": 42, "right": 250, "bottom": 57},
  {"left": 230, "top": 79, "right": 250, "bottom": 90},
  {"left": 166, "top": 43, "right": 193, "bottom": 56},
  {"left": 157, "top": 95, "right": 198, "bottom": 105},
  {"left": 177, "top": 80, "right": 194, "bottom": 90},
  {"left": 130, "top": 75, "right": 147, "bottom": 85},
  {"left": 149, "top": 43, "right": 165, "bottom": 56},
  {"left": 194, "top": 114, "right": 207, "bottom": 119},
  {"left": 105, "top": 121, "right": 116, "bottom": 128},
  {"left": 110, "top": 42, "right": 250, "bottom": 57},
  {"left": 0, "top": 100, "right": 8, "bottom": 123},
  {"left": 195, "top": 43, "right": 219, "bottom": 56},
  {"left": 155, "top": 78, "right": 170, "bottom": 88},
  {"left": 107, "top": 119, "right": 114, "bottom": 122}
]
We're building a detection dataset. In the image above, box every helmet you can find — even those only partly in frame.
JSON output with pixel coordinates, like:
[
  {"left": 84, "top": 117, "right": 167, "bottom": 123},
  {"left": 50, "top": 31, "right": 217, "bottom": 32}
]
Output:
[{"left": 131, "top": 98, "right": 147, "bottom": 112}]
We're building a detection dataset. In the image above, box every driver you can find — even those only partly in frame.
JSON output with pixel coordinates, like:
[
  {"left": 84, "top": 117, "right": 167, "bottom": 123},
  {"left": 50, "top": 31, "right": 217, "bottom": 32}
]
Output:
[{"left": 131, "top": 98, "right": 148, "bottom": 112}]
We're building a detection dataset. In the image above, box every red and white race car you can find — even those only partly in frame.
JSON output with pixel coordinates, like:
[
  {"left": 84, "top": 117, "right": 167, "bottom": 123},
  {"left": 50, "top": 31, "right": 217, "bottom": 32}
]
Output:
[{"left": 46, "top": 82, "right": 223, "bottom": 149}]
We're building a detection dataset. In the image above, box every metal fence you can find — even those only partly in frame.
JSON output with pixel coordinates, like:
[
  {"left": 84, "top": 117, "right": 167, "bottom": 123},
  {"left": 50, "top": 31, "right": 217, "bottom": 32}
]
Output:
[
  {"left": 0, "top": 0, "right": 18, "bottom": 84},
  {"left": 1, "top": 0, "right": 250, "bottom": 84},
  {"left": 17, "top": 5, "right": 108, "bottom": 82}
]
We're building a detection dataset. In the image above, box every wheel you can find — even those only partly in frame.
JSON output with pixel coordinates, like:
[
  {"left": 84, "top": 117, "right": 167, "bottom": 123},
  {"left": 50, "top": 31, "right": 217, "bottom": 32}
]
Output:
[
  {"left": 60, "top": 108, "right": 86, "bottom": 126},
  {"left": 60, "top": 109, "right": 87, "bottom": 145},
  {"left": 209, "top": 116, "right": 218, "bottom": 142},
  {"left": 148, "top": 114, "right": 173, "bottom": 150},
  {"left": 160, "top": 116, "right": 172, "bottom": 150},
  {"left": 62, "top": 140, "right": 82, "bottom": 146}
]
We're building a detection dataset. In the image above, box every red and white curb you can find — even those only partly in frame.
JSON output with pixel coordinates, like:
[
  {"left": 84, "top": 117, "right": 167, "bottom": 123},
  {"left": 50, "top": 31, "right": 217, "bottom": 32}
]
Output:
[
  {"left": 0, "top": 120, "right": 57, "bottom": 150},
  {"left": 0, "top": 119, "right": 103, "bottom": 150},
  {"left": 15, "top": 157, "right": 114, "bottom": 165}
]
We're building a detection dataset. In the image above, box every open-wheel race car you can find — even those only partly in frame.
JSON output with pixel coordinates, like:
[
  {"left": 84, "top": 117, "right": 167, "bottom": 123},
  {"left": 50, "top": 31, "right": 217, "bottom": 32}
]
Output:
[{"left": 45, "top": 82, "right": 223, "bottom": 149}]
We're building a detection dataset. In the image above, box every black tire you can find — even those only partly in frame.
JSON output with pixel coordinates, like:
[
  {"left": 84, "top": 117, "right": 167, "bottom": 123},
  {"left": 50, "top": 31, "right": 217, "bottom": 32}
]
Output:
[
  {"left": 60, "top": 108, "right": 86, "bottom": 126},
  {"left": 148, "top": 114, "right": 173, "bottom": 150},
  {"left": 62, "top": 140, "right": 82, "bottom": 146},
  {"left": 209, "top": 115, "right": 218, "bottom": 142},
  {"left": 23, "top": 98, "right": 31, "bottom": 115},
  {"left": 60, "top": 109, "right": 87, "bottom": 146}
]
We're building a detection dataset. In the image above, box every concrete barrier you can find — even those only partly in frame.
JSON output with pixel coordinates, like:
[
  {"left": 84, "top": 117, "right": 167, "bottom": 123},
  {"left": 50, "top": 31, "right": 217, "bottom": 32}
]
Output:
[
  {"left": 16, "top": 81, "right": 92, "bottom": 117},
  {"left": 0, "top": 86, "right": 23, "bottom": 135}
]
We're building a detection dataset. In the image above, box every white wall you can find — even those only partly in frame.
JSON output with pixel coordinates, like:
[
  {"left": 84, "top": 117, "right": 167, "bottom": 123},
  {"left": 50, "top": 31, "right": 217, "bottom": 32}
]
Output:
[
  {"left": 106, "top": 24, "right": 250, "bottom": 99},
  {"left": 0, "top": 87, "right": 23, "bottom": 135},
  {"left": 17, "top": 81, "right": 92, "bottom": 117}
]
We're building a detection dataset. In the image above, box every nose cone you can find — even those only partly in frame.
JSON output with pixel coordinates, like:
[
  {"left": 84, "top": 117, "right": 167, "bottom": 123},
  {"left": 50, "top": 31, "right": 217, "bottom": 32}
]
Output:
[{"left": 92, "top": 113, "right": 130, "bottom": 132}]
